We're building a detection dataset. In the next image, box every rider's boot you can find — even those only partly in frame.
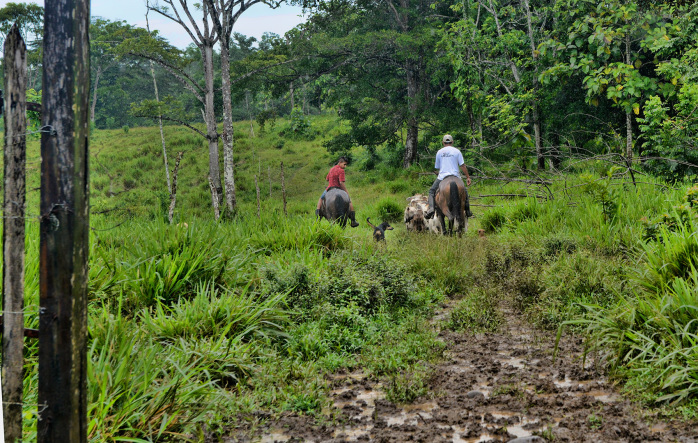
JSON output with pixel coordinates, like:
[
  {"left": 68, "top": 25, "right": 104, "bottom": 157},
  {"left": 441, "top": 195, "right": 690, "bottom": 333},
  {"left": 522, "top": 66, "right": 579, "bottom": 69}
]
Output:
[
  {"left": 348, "top": 211, "right": 360, "bottom": 227},
  {"left": 315, "top": 208, "right": 320, "bottom": 218}
]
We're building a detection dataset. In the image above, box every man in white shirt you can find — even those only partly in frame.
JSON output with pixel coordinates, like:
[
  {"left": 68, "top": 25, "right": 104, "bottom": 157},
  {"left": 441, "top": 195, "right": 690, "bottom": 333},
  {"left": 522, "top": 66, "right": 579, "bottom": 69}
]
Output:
[{"left": 424, "top": 134, "right": 472, "bottom": 219}]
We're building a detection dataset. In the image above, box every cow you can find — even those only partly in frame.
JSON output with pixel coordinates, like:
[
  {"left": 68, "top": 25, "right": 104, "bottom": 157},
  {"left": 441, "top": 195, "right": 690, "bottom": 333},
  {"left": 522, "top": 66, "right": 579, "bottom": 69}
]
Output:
[
  {"left": 404, "top": 194, "right": 429, "bottom": 232},
  {"left": 404, "top": 194, "right": 441, "bottom": 234}
]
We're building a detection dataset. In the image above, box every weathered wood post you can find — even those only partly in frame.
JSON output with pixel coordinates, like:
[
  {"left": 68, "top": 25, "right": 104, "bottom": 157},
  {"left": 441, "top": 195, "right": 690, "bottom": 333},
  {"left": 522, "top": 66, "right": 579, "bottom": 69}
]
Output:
[
  {"left": 281, "top": 162, "right": 287, "bottom": 216},
  {"left": 38, "top": 0, "right": 91, "bottom": 441},
  {"left": 3, "top": 24, "right": 27, "bottom": 443},
  {"left": 168, "top": 151, "right": 184, "bottom": 224}
]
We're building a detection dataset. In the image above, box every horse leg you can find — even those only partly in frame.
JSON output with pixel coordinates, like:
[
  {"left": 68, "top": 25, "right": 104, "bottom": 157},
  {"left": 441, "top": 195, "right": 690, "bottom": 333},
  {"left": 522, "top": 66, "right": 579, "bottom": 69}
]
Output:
[{"left": 438, "top": 214, "right": 447, "bottom": 236}]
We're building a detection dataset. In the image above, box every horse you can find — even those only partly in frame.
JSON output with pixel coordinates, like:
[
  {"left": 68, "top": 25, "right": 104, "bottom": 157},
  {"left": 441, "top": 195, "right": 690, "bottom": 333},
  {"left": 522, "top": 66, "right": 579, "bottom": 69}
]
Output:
[
  {"left": 318, "top": 187, "right": 353, "bottom": 228},
  {"left": 434, "top": 176, "right": 468, "bottom": 236}
]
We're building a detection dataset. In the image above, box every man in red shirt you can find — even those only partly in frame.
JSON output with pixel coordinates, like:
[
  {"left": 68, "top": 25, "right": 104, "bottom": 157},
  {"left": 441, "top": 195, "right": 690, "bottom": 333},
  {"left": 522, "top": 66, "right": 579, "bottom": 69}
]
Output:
[{"left": 316, "top": 156, "right": 359, "bottom": 227}]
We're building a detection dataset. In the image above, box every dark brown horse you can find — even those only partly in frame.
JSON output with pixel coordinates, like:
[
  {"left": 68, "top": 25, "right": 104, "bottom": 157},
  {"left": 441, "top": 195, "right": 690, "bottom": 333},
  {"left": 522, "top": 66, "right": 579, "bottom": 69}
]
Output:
[{"left": 434, "top": 176, "right": 468, "bottom": 236}]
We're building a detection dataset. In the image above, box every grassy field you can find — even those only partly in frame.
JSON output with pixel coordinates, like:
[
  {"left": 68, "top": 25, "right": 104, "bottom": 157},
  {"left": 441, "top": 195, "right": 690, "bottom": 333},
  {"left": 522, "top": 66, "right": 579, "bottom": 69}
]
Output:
[{"left": 3, "top": 114, "right": 698, "bottom": 440}]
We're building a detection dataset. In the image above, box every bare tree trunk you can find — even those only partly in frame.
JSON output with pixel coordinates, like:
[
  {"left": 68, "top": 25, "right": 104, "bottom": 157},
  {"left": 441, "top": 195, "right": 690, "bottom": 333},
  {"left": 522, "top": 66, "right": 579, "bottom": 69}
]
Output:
[
  {"left": 90, "top": 65, "right": 101, "bottom": 123},
  {"left": 477, "top": 119, "right": 484, "bottom": 154},
  {"left": 219, "top": 33, "right": 237, "bottom": 214},
  {"left": 203, "top": 43, "right": 223, "bottom": 213},
  {"left": 208, "top": 176, "right": 221, "bottom": 220},
  {"left": 290, "top": 81, "right": 295, "bottom": 109},
  {"left": 39, "top": 0, "right": 91, "bottom": 439},
  {"left": 146, "top": 0, "right": 223, "bottom": 217},
  {"left": 3, "top": 25, "right": 27, "bottom": 443},
  {"left": 146, "top": 7, "right": 171, "bottom": 194},
  {"left": 246, "top": 90, "right": 255, "bottom": 137},
  {"left": 533, "top": 106, "right": 543, "bottom": 169},
  {"left": 303, "top": 80, "right": 308, "bottom": 114},
  {"left": 168, "top": 151, "right": 184, "bottom": 223},
  {"left": 403, "top": 63, "right": 419, "bottom": 168}
]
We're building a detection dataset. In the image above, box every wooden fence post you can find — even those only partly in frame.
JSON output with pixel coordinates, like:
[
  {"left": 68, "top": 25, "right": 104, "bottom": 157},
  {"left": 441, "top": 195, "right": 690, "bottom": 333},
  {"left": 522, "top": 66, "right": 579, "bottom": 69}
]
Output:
[
  {"left": 38, "top": 0, "right": 91, "bottom": 441},
  {"left": 168, "top": 151, "right": 184, "bottom": 224},
  {"left": 281, "top": 162, "right": 287, "bottom": 216},
  {"left": 2, "top": 24, "right": 27, "bottom": 443}
]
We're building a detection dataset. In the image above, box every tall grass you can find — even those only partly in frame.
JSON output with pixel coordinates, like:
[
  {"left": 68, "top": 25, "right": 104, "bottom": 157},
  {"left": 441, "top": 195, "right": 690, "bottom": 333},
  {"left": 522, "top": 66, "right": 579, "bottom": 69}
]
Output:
[
  {"left": 139, "top": 283, "right": 289, "bottom": 342},
  {"left": 562, "top": 215, "right": 698, "bottom": 404}
]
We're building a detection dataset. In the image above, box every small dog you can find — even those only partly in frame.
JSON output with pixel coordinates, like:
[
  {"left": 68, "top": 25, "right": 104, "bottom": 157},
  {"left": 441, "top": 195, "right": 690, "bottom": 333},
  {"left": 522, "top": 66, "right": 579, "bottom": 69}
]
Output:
[{"left": 366, "top": 218, "right": 393, "bottom": 242}]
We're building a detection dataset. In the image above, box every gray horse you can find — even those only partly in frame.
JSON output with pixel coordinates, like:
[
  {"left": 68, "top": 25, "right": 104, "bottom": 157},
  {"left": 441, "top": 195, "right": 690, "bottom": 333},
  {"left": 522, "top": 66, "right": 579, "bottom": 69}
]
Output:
[{"left": 318, "top": 188, "right": 356, "bottom": 228}]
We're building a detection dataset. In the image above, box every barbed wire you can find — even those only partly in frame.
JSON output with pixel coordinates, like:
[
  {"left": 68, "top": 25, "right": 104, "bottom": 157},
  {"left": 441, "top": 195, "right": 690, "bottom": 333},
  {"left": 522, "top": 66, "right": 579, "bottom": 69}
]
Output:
[
  {"left": 3, "top": 125, "right": 57, "bottom": 140},
  {"left": 2, "top": 401, "right": 48, "bottom": 414},
  {"left": 1, "top": 307, "right": 41, "bottom": 314}
]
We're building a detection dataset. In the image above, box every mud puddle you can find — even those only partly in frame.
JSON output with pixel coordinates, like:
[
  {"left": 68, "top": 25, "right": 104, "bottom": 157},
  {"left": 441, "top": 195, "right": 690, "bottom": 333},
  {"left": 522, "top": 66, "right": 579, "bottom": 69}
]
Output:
[{"left": 230, "top": 303, "right": 698, "bottom": 442}]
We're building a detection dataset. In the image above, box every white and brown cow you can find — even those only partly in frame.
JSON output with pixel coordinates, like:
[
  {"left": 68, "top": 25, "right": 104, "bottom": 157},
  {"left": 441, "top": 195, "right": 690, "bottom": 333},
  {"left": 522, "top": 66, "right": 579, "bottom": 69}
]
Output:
[{"left": 404, "top": 194, "right": 441, "bottom": 234}]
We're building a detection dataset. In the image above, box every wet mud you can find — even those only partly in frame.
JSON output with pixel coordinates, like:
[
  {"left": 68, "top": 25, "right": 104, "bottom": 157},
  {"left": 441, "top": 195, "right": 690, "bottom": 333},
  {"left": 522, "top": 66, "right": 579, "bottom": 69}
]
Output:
[{"left": 227, "top": 303, "right": 698, "bottom": 442}]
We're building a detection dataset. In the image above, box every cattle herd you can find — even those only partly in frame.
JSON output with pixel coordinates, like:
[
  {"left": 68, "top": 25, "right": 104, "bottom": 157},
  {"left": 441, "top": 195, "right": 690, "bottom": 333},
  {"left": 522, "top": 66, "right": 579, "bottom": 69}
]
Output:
[{"left": 403, "top": 194, "right": 442, "bottom": 234}]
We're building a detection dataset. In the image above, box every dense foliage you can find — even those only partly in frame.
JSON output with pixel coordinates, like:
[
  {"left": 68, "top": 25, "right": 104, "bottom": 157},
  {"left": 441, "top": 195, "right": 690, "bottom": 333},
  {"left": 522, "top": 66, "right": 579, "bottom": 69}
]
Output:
[{"left": 1, "top": 0, "right": 697, "bottom": 178}]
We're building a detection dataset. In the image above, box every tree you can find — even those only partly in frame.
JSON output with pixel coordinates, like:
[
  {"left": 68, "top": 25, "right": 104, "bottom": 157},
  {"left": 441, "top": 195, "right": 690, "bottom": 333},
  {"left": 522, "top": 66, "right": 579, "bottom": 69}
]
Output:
[
  {"left": 444, "top": 0, "right": 553, "bottom": 169},
  {"left": 146, "top": 0, "right": 226, "bottom": 216},
  {"left": 204, "top": 0, "right": 281, "bottom": 213},
  {"left": 295, "top": 0, "right": 461, "bottom": 168},
  {"left": 541, "top": 0, "right": 661, "bottom": 163},
  {"left": 0, "top": 2, "right": 44, "bottom": 89},
  {"left": 637, "top": 3, "right": 698, "bottom": 181},
  {"left": 89, "top": 18, "right": 144, "bottom": 122}
]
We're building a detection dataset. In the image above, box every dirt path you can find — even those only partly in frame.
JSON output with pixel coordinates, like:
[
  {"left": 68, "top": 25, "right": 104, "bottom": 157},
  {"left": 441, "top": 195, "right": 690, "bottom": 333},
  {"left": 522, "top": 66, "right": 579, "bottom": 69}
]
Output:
[{"left": 229, "top": 302, "right": 698, "bottom": 442}]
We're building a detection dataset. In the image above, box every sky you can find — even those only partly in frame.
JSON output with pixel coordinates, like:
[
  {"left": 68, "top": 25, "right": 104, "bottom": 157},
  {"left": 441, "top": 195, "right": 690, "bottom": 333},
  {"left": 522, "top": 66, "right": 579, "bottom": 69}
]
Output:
[{"left": 0, "top": 0, "right": 308, "bottom": 47}]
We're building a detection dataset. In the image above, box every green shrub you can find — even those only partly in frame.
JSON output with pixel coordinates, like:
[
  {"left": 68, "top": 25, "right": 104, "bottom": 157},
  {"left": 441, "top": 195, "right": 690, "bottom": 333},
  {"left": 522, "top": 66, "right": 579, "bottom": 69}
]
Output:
[
  {"left": 510, "top": 200, "right": 539, "bottom": 222},
  {"left": 636, "top": 225, "right": 698, "bottom": 294},
  {"left": 281, "top": 108, "right": 314, "bottom": 140},
  {"left": 387, "top": 179, "right": 409, "bottom": 194},
  {"left": 262, "top": 263, "right": 316, "bottom": 312},
  {"left": 445, "top": 288, "right": 502, "bottom": 333},
  {"left": 313, "top": 252, "right": 417, "bottom": 315},
  {"left": 376, "top": 198, "right": 403, "bottom": 222},
  {"left": 385, "top": 366, "right": 430, "bottom": 404},
  {"left": 480, "top": 209, "right": 507, "bottom": 233},
  {"left": 534, "top": 254, "right": 622, "bottom": 328},
  {"left": 286, "top": 322, "right": 330, "bottom": 361},
  {"left": 542, "top": 236, "right": 577, "bottom": 257}
]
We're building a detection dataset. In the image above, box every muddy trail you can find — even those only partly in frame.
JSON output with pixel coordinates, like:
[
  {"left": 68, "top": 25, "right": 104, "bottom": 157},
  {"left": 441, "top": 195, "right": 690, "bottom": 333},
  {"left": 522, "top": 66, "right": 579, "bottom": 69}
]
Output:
[{"left": 228, "top": 302, "right": 698, "bottom": 442}]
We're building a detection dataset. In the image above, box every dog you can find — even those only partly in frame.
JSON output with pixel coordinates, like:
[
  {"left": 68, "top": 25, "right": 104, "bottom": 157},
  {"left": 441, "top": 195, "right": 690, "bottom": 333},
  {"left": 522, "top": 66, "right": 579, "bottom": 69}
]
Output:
[{"left": 366, "top": 218, "right": 393, "bottom": 242}]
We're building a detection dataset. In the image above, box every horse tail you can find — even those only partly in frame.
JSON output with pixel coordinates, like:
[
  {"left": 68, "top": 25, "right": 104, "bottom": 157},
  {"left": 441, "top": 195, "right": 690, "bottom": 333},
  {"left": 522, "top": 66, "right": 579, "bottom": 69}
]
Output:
[{"left": 450, "top": 181, "right": 462, "bottom": 229}]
